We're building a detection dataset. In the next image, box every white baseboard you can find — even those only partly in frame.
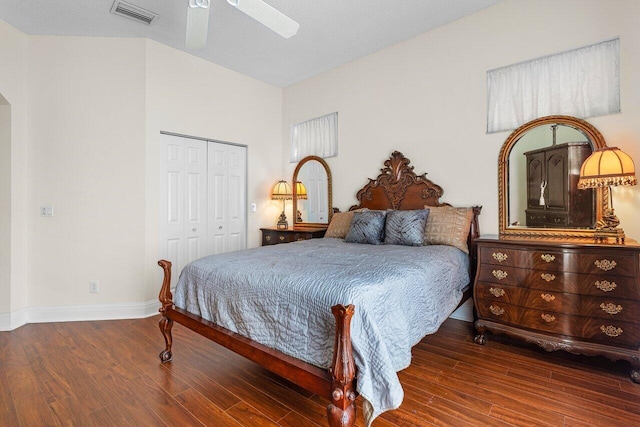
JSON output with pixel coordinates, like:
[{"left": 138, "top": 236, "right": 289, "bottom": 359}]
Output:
[
  {"left": 449, "top": 298, "right": 473, "bottom": 322},
  {"left": 0, "top": 299, "right": 161, "bottom": 331},
  {"left": 2, "top": 296, "right": 471, "bottom": 332}
]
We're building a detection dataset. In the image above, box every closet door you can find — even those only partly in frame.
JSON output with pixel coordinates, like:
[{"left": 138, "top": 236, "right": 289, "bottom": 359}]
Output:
[
  {"left": 160, "top": 135, "right": 247, "bottom": 288},
  {"left": 208, "top": 142, "right": 246, "bottom": 254},
  {"left": 159, "top": 134, "right": 208, "bottom": 282}
]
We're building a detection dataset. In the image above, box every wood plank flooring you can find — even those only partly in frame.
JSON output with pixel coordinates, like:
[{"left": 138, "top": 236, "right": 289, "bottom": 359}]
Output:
[{"left": 1, "top": 315, "right": 639, "bottom": 426}]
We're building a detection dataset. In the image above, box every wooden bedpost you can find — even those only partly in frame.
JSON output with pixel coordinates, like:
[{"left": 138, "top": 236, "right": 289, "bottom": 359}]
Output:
[
  {"left": 327, "top": 304, "right": 357, "bottom": 427},
  {"left": 158, "top": 260, "right": 174, "bottom": 363}
]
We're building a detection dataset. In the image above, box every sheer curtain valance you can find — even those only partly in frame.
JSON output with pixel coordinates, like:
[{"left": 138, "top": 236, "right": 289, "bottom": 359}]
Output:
[
  {"left": 487, "top": 38, "right": 620, "bottom": 133},
  {"left": 290, "top": 112, "right": 338, "bottom": 163}
]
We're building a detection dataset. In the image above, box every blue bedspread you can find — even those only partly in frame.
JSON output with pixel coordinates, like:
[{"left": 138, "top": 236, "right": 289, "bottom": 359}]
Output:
[{"left": 174, "top": 238, "right": 469, "bottom": 425}]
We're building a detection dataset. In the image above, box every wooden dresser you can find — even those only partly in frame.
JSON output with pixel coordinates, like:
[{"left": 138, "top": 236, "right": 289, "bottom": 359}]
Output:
[
  {"left": 260, "top": 227, "right": 327, "bottom": 246},
  {"left": 473, "top": 236, "right": 640, "bottom": 382}
]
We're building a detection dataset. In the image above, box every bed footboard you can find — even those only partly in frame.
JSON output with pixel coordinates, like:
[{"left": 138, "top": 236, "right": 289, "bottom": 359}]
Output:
[
  {"left": 156, "top": 260, "right": 357, "bottom": 427},
  {"left": 327, "top": 304, "right": 357, "bottom": 427},
  {"left": 158, "top": 260, "right": 174, "bottom": 363}
]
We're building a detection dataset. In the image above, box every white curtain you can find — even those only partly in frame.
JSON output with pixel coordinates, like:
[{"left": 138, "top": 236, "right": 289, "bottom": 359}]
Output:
[
  {"left": 487, "top": 38, "right": 620, "bottom": 133},
  {"left": 290, "top": 112, "right": 338, "bottom": 162}
]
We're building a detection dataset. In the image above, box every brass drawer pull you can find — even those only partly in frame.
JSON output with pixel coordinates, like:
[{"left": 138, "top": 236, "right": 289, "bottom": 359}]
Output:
[
  {"left": 594, "top": 259, "right": 617, "bottom": 271},
  {"left": 600, "top": 325, "right": 623, "bottom": 337},
  {"left": 265, "top": 235, "right": 272, "bottom": 242},
  {"left": 489, "top": 305, "right": 505, "bottom": 316},
  {"left": 600, "top": 303, "right": 623, "bottom": 315},
  {"left": 279, "top": 236, "right": 285, "bottom": 241},
  {"left": 492, "top": 270, "right": 508, "bottom": 280},
  {"left": 540, "top": 293, "right": 555, "bottom": 302},
  {"left": 541, "top": 313, "right": 556, "bottom": 323},
  {"left": 540, "top": 254, "right": 556, "bottom": 263},
  {"left": 489, "top": 287, "right": 505, "bottom": 298},
  {"left": 540, "top": 273, "right": 556, "bottom": 282},
  {"left": 594, "top": 280, "right": 617, "bottom": 292},
  {"left": 492, "top": 252, "right": 508, "bottom": 262}
]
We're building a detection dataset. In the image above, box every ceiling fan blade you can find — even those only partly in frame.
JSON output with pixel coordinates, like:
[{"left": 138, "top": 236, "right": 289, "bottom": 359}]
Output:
[
  {"left": 186, "top": 0, "right": 210, "bottom": 49},
  {"left": 227, "top": 0, "right": 299, "bottom": 39}
]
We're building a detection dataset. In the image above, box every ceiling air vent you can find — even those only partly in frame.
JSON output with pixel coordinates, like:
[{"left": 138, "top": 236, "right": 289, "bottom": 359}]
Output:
[{"left": 111, "top": 0, "right": 159, "bottom": 25}]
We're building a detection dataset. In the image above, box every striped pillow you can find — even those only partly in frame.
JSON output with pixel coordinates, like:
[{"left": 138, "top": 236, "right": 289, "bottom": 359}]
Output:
[
  {"left": 345, "top": 210, "right": 387, "bottom": 245},
  {"left": 384, "top": 209, "right": 430, "bottom": 246}
]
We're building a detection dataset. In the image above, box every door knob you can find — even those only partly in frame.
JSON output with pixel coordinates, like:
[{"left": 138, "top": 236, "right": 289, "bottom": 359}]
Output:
[
  {"left": 192, "top": 228, "right": 197, "bottom": 232},
  {"left": 218, "top": 226, "right": 223, "bottom": 230}
]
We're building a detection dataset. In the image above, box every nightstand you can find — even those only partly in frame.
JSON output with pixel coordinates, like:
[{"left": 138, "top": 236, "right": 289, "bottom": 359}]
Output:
[{"left": 260, "top": 227, "right": 327, "bottom": 246}]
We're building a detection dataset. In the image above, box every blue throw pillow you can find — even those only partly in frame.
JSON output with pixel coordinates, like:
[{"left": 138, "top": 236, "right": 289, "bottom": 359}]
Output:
[
  {"left": 384, "top": 209, "right": 430, "bottom": 246},
  {"left": 345, "top": 210, "right": 387, "bottom": 245}
]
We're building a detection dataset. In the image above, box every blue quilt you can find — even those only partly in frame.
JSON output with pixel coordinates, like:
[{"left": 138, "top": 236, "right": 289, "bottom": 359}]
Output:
[{"left": 174, "top": 238, "right": 469, "bottom": 425}]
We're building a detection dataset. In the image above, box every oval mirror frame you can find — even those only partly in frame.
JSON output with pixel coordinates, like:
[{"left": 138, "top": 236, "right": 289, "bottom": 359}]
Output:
[
  {"left": 292, "top": 155, "right": 333, "bottom": 228},
  {"left": 499, "top": 115, "right": 608, "bottom": 240}
]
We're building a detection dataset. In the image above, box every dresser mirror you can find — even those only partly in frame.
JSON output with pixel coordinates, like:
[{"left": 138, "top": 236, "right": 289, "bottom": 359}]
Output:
[
  {"left": 499, "top": 115, "right": 608, "bottom": 239},
  {"left": 292, "top": 156, "right": 333, "bottom": 227}
]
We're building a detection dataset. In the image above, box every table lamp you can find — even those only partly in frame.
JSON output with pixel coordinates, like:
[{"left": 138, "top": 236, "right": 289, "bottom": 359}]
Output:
[
  {"left": 271, "top": 180, "right": 292, "bottom": 229},
  {"left": 577, "top": 147, "right": 637, "bottom": 243},
  {"left": 295, "top": 181, "right": 307, "bottom": 222}
]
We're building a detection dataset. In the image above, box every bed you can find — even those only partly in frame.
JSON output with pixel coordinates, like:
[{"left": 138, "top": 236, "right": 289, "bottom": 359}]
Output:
[{"left": 157, "top": 151, "right": 481, "bottom": 427}]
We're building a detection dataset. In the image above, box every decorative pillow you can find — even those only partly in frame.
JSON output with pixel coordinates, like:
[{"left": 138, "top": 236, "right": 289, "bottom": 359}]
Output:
[
  {"left": 384, "top": 209, "right": 430, "bottom": 246},
  {"left": 324, "top": 209, "right": 369, "bottom": 238},
  {"left": 345, "top": 210, "right": 387, "bottom": 245},
  {"left": 423, "top": 206, "right": 473, "bottom": 253}
]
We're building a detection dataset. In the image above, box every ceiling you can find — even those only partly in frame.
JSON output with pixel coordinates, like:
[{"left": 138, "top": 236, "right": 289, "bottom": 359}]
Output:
[{"left": 0, "top": 0, "right": 504, "bottom": 88}]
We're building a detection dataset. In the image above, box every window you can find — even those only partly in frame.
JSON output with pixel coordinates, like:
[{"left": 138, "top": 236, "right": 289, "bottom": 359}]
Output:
[
  {"left": 290, "top": 112, "right": 338, "bottom": 162},
  {"left": 487, "top": 38, "right": 620, "bottom": 133}
]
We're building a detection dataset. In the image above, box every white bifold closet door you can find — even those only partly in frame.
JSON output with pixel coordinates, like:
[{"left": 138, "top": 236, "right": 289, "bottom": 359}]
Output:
[{"left": 160, "top": 133, "right": 246, "bottom": 287}]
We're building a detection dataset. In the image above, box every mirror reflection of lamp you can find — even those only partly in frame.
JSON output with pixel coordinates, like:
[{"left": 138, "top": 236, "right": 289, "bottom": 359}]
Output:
[
  {"left": 294, "top": 181, "right": 307, "bottom": 222},
  {"left": 271, "top": 180, "right": 292, "bottom": 229},
  {"left": 577, "top": 147, "right": 637, "bottom": 243}
]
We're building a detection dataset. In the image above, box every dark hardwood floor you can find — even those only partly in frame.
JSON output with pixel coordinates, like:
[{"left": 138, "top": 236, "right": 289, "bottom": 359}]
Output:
[{"left": 1, "top": 315, "right": 639, "bottom": 426}]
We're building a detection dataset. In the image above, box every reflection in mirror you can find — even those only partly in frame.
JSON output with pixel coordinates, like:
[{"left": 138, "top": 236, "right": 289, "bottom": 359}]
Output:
[
  {"left": 292, "top": 156, "right": 332, "bottom": 227},
  {"left": 499, "top": 115, "right": 608, "bottom": 240},
  {"left": 508, "top": 124, "right": 594, "bottom": 228}
]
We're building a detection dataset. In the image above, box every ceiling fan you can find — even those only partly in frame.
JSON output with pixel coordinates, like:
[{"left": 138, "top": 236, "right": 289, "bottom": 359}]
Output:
[{"left": 186, "top": 0, "right": 300, "bottom": 49}]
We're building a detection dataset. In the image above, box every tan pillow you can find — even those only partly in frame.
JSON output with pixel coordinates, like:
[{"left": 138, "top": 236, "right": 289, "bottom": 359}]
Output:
[
  {"left": 423, "top": 206, "right": 473, "bottom": 253},
  {"left": 325, "top": 209, "right": 368, "bottom": 238}
]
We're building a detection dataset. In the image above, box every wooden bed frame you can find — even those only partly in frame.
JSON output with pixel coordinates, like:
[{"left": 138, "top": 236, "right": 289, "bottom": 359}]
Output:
[{"left": 158, "top": 151, "right": 481, "bottom": 427}]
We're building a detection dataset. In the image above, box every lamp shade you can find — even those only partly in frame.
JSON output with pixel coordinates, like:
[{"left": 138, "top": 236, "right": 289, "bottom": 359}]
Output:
[
  {"left": 271, "top": 180, "right": 292, "bottom": 200},
  {"left": 577, "top": 147, "right": 637, "bottom": 189},
  {"left": 295, "top": 181, "right": 308, "bottom": 200}
]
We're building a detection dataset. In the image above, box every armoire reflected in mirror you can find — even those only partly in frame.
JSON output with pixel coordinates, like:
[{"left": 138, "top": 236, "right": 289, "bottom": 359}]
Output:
[
  {"left": 292, "top": 156, "right": 333, "bottom": 227},
  {"left": 499, "top": 115, "right": 609, "bottom": 239}
]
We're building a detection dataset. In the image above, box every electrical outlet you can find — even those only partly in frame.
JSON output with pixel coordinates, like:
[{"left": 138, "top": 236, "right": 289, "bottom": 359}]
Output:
[{"left": 89, "top": 281, "right": 99, "bottom": 293}]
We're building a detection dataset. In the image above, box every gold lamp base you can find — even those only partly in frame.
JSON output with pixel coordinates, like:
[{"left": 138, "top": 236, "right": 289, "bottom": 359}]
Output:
[{"left": 276, "top": 211, "right": 288, "bottom": 229}]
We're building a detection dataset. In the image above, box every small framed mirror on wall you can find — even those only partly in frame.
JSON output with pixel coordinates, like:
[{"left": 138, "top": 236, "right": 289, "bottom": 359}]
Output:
[{"left": 292, "top": 156, "right": 333, "bottom": 227}]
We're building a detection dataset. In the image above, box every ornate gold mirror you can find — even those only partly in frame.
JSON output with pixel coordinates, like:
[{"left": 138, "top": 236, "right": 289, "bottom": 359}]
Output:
[
  {"left": 292, "top": 156, "right": 333, "bottom": 227},
  {"left": 499, "top": 115, "right": 608, "bottom": 239}
]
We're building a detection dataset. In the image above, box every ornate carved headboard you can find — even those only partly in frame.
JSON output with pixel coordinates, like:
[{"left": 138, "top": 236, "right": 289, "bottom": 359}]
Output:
[{"left": 349, "top": 151, "right": 482, "bottom": 277}]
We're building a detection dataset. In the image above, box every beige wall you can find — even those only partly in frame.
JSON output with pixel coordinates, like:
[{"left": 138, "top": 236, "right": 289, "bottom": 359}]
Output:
[
  {"left": 0, "top": 25, "right": 282, "bottom": 326},
  {"left": 283, "top": 0, "right": 640, "bottom": 241},
  {"left": 0, "top": 20, "right": 28, "bottom": 320},
  {"left": 143, "top": 40, "right": 283, "bottom": 301}
]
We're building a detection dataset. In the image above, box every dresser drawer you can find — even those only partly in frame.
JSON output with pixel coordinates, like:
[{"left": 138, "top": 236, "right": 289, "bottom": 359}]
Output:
[
  {"left": 475, "top": 282, "right": 577, "bottom": 312},
  {"left": 581, "top": 318, "right": 640, "bottom": 349},
  {"left": 579, "top": 296, "right": 640, "bottom": 323},
  {"left": 476, "top": 267, "right": 640, "bottom": 299},
  {"left": 479, "top": 246, "right": 637, "bottom": 277},
  {"left": 262, "top": 231, "right": 293, "bottom": 245},
  {"left": 476, "top": 300, "right": 576, "bottom": 337},
  {"left": 477, "top": 282, "right": 640, "bottom": 324}
]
